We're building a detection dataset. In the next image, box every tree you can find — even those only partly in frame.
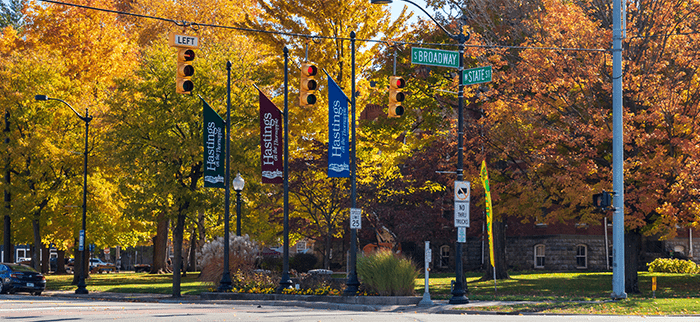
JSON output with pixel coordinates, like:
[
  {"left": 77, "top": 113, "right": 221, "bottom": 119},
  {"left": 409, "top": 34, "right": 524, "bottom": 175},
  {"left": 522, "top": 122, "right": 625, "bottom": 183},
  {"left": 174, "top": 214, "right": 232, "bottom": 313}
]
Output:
[{"left": 288, "top": 140, "right": 349, "bottom": 269}]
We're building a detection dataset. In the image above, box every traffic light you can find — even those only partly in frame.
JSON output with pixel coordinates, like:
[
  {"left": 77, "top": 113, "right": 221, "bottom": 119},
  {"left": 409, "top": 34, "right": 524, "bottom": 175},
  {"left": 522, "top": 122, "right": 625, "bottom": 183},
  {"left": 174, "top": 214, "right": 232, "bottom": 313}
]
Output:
[
  {"left": 300, "top": 63, "right": 318, "bottom": 106},
  {"left": 388, "top": 76, "right": 405, "bottom": 117},
  {"left": 176, "top": 48, "right": 195, "bottom": 94},
  {"left": 593, "top": 191, "right": 612, "bottom": 210}
]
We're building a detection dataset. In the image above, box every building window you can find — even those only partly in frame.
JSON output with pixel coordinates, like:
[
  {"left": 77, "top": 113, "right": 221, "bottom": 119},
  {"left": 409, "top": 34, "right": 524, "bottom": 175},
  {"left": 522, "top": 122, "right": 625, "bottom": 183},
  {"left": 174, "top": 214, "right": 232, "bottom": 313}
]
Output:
[
  {"left": 440, "top": 245, "right": 450, "bottom": 268},
  {"left": 534, "top": 244, "right": 545, "bottom": 268},
  {"left": 576, "top": 244, "right": 587, "bottom": 269}
]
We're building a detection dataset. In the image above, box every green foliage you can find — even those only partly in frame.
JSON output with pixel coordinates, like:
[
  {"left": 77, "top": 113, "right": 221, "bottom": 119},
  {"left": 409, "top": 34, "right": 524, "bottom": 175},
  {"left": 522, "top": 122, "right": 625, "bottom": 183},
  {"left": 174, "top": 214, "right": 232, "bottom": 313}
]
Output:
[
  {"left": 290, "top": 253, "right": 318, "bottom": 273},
  {"left": 647, "top": 258, "right": 700, "bottom": 274},
  {"left": 356, "top": 250, "right": 418, "bottom": 296}
]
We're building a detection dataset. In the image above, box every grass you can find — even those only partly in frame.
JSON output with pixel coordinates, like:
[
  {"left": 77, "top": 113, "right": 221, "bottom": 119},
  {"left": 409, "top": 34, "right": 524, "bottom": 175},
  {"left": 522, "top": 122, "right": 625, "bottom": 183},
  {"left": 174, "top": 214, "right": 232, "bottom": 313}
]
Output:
[
  {"left": 45, "top": 272, "right": 213, "bottom": 295},
  {"left": 417, "top": 271, "right": 700, "bottom": 315},
  {"left": 44, "top": 270, "right": 700, "bottom": 315}
]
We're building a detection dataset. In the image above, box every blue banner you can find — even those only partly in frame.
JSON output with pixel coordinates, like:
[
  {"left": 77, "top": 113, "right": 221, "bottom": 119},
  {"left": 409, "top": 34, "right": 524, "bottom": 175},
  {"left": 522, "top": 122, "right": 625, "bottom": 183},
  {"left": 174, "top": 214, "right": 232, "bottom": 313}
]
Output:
[{"left": 327, "top": 75, "right": 350, "bottom": 177}]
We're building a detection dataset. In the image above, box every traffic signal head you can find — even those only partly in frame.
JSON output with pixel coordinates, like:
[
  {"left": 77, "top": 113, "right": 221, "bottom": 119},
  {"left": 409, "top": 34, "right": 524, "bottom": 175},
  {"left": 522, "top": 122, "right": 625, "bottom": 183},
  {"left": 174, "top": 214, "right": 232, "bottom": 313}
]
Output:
[
  {"left": 593, "top": 191, "right": 612, "bottom": 209},
  {"left": 388, "top": 76, "right": 405, "bottom": 118},
  {"left": 300, "top": 63, "right": 318, "bottom": 106},
  {"left": 176, "top": 48, "right": 195, "bottom": 94}
]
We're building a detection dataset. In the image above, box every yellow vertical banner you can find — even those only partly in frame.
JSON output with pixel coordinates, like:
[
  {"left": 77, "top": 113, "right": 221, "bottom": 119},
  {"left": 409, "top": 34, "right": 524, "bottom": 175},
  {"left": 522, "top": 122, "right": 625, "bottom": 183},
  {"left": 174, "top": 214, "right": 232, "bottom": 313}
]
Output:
[{"left": 480, "top": 160, "right": 495, "bottom": 267}]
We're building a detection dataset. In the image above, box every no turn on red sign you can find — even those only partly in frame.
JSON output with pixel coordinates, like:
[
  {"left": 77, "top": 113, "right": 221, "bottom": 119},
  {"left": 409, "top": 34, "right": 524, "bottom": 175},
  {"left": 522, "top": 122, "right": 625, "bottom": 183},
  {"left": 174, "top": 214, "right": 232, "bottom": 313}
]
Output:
[{"left": 454, "top": 181, "right": 470, "bottom": 228}]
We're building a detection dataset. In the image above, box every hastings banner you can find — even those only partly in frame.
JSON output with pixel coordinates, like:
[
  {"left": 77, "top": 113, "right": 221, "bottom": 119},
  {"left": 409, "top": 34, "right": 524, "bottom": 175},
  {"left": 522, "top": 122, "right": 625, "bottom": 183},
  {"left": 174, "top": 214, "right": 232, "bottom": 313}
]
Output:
[
  {"left": 202, "top": 98, "right": 225, "bottom": 188},
  {"left": 259, "top": 89, "right": 283, "bottom": 184},
  {"left": 327, "top": 75, "right": 350, "bottom": 178}
]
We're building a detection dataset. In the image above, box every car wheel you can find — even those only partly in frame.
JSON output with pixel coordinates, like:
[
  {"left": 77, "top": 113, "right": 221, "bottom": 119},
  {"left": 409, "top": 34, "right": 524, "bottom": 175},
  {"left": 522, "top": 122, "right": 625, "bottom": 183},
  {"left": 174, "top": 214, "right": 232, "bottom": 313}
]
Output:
[
  {"left": 0, "top": 280, "right": 6, "bottom": 294},
  {"left": 33, "top": 291, "right": 42, "bottom": 296}
]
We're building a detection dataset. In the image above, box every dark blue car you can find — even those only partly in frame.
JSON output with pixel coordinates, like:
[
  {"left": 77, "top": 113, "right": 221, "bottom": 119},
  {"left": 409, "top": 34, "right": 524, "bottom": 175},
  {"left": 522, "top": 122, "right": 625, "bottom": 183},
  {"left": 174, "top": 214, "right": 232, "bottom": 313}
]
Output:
[{"left": 0, "top": 263, "right": 46, "bottom": 295}]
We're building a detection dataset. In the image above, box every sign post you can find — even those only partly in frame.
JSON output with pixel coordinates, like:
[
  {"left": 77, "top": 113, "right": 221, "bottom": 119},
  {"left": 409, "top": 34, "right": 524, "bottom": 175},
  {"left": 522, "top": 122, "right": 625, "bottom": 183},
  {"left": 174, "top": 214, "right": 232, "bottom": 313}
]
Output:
[{"left": 418, "top": 241, "right": 434, "bottom": 306}]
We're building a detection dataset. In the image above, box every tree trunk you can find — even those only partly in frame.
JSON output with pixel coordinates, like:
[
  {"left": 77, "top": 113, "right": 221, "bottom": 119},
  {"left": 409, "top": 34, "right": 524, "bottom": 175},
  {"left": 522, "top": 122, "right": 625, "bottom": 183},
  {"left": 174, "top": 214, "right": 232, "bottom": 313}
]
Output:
[
  {"left": 150, "top": 215, "right": 170, "bottom": 274},
  {"left": 187, "top": 227, "right": 196, "bottom": 272},
  {"left": 32, "top": 215, "right": 41, "bottom": 271},
  {"left": 172, "top": 206, "right": 187, "bottom": 297},
  {"left": 625, "top": 229, "right": 641, "bottom": 294},
  {"left": 481, "top": 218, "right": 510, "bottom": 281},
  {"left": 41, "top": 243, "right": 49, "bottom": 274},
  {"left": 324, "top": 233, "right": 332, "bottom": 270},
  {"left": 56, "top": 249, "right": 67, "bottom": 274}
]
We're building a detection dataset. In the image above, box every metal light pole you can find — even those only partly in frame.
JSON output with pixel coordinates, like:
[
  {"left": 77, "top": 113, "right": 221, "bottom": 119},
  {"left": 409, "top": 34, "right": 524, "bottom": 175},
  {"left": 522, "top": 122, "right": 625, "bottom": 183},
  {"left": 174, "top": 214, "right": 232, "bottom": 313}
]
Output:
[
  {"left": 218, "top": 61, "right": 234, "bottom": 292},
  {"left": 370, "top": 0, "right": 470, "bottom": 304},
  {"left": 278, "top": 46, "right": 294, "bottom": 292},
  {"left": 611, "top": 0, "right": 627, "bottom": 300},
  {"left": 233, "top": 173, "right": 245, "bottom": 236},
  {"left": 344, "top": 31, "right": 361, "bottom": 296},
  {"left": 35, "top": 95, "right": 91, "bottom": 294}
]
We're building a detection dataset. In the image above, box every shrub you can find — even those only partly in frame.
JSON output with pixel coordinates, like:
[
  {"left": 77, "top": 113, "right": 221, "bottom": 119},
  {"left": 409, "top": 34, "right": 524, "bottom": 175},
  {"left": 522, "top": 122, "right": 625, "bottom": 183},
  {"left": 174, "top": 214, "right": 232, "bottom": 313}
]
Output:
[
  {"left": 198, "top": 235, "right": 260, "bottom": 287},
  {"left": 290, "top": 253, "right": 318, "bottom": 273},
  {"left": 356, "top": 249, "right": 418, "bottom": 296},
  {"left": 647, "top": 258, "right": 700, "bottom": 274}
]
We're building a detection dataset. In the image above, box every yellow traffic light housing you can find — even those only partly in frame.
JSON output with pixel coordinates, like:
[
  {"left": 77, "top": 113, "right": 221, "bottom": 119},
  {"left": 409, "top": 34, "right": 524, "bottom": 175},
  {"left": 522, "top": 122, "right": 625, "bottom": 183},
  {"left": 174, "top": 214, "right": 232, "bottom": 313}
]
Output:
[
  {"left": 388, "top": 76, "right": 405, "bottom": 117},
  {"left": 300, "top": 63, "right": 318, "bottom": 106},
  {"left": 176, "top": 48, "right": 195, "bottom": 94}
]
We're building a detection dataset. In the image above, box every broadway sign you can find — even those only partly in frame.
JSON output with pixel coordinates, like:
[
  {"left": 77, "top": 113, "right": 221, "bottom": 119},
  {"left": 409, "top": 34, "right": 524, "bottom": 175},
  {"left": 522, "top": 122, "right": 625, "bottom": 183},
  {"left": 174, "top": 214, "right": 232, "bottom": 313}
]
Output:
[{"left": 411, "top": 47, "right": 459, "bottom": 69}]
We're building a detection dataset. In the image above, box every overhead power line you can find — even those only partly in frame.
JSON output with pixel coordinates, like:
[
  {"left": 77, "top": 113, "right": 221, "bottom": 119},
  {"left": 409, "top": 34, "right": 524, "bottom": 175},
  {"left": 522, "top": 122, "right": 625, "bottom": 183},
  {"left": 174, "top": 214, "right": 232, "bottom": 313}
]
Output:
[{"left": 38, "top": 0, "right": 608, "bottom": 53}]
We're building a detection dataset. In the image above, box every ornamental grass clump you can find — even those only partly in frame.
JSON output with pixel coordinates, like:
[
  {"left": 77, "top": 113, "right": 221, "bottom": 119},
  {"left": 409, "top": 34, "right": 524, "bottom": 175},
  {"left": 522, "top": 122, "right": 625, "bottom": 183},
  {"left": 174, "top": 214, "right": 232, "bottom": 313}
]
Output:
[
  {"left": 198, "top": 235, "right": 261, "bottom": 288},
  {"left": 647, "top": 258, "right": 700, "bottom": 274},
  {"left": 356, "top": 249, "right": 418, "bottom": 296}
]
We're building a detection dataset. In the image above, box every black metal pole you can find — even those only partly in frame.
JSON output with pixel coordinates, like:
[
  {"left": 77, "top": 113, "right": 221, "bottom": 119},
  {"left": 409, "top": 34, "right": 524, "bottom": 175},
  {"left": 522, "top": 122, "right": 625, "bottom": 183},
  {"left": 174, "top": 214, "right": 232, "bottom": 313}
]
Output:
[
  {"left": 278, "top": 46, "right": 293, "bottom": 292},
  {"left": 218, "top": 61, "right": 233, "bottom": 292},
  {"left": 449, "top": 34, "right": 469, "bottom": 304},
  {"left": 236, "top": 191, "right": 242, "bottom": 237},
  {"left": 344, "top": 31, "right": 360, "bottom": 296},
  {"left": 76, "top": 107, "right": 90, "bottom": 295},
  {"left": 3, "top": 110, "right": 12, "bottom": 264}
]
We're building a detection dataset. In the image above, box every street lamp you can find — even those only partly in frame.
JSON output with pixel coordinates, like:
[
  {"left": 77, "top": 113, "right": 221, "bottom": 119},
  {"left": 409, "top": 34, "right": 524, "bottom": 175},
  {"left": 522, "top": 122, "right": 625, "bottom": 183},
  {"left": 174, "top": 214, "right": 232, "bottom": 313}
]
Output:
[
  {"left": 34, "top": 94, "right": 91, "bottom": 295},
  {"left": 232, "top": 173, "right": 245, "bottom": 236},
  {"left": 370, "top": 0, "right": 470, "bottom": 304}
]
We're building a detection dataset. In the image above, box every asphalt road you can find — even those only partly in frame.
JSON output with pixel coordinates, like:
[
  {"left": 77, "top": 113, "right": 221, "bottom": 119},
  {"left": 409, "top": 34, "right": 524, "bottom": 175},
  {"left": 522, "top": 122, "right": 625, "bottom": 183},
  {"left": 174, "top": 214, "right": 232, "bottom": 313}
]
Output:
[{"left": 3, "top": 295, "right": 700, "bottom": 322}]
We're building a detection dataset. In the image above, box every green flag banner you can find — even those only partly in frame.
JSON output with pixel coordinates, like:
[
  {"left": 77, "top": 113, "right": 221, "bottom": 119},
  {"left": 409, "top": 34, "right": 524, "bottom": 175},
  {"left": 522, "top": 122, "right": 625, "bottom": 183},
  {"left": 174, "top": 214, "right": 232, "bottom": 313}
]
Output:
[
  {"left": 202, "top": 99, "right": 225, "bottom": 188},
  {"left": 480, "top": 160, "right": 495, "bottom": 267}
]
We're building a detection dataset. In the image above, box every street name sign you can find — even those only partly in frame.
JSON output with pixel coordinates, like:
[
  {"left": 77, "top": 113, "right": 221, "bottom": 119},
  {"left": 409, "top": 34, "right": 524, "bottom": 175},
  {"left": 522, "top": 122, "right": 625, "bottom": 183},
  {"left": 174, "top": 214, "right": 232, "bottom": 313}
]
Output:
[
  {"left": 411, "top": 47, "right": 459, "bottom": 69},
  {"left": 454, "top": 181, "right": 470, "bottom": 227},
  {"left": 463, "top": 66, "right": 492, "bottom": 85}
]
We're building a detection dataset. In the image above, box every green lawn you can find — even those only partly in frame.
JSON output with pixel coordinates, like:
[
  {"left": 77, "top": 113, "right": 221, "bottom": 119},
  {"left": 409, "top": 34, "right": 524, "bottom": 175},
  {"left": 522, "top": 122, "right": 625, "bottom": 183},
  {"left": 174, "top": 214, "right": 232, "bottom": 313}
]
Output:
[
  {"left": 45, "top": 270, "right": 700, "bottom": 315},
  {"left": 46, "top": 272, "right": 214, "bottom": 295}
]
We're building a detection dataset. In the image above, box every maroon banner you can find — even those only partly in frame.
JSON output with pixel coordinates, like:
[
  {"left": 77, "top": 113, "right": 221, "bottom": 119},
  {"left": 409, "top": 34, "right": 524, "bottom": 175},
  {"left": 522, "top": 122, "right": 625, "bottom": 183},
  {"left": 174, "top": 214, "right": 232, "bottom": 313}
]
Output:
[{"left": 259, "top": 90, "right": 283, "bottom": 184}]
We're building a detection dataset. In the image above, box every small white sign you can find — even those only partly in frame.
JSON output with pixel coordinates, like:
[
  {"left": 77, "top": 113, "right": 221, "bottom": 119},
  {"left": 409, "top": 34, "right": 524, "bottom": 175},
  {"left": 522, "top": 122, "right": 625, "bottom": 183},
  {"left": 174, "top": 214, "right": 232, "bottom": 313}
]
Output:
[
  {"left": 454, "top": 181, "right": 470, "bottom": 227},
  {"left": 169, "top": 33, "right": 200, "bottom": 48},
  {"left": 458, "top": 227, "right": 467, "bottom": 243},
  {"left": 350, "top": 208, "right": 362, "bottom": 229}
]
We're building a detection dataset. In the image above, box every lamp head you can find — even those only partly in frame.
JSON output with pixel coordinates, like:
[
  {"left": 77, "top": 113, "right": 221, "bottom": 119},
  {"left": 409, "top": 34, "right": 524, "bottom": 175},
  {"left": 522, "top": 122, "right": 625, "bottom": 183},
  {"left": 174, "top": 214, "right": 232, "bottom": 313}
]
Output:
[
  {"left": 233, "top": 172, "right": 245, "bottom": 191},
  {"left": 371, "top": 0, "right": 393, "bottom": 3},
  {"left": 35, "top": 95, "right": 49, "bottom": 101}
]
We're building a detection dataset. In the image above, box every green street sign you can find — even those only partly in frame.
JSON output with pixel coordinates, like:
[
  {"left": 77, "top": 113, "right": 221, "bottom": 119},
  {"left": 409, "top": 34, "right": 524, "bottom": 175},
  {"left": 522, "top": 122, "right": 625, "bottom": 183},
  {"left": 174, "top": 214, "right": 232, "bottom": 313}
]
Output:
[
  {"left": 411, "top": 47, "right": 459, "bottom": 69},
  {"left": 463, "top": 66, "right": 492, "bottom": 85}
]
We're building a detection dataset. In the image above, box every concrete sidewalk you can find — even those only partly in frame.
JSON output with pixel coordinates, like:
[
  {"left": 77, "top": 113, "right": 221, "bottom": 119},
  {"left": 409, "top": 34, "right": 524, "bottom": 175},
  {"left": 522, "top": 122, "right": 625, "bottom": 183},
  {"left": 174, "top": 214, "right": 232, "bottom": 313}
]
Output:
[{"left": 41, "top": 290, "right": 536, "bottom": 314}]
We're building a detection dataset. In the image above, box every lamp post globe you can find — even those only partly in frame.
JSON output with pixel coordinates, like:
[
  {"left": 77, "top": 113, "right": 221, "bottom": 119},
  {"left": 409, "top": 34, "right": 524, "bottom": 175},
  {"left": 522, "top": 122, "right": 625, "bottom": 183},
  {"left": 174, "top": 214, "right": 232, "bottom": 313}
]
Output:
[{"left": 233, "top": 173, "right": 245, "bottom": 236}]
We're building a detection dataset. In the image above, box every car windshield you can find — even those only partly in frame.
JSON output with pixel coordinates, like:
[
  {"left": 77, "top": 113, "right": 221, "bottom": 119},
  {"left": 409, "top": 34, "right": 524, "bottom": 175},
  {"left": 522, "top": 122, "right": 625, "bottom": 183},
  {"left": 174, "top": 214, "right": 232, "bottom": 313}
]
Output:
[{"left": 7, "top": 264, "right": 37, "bottom": 273}]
